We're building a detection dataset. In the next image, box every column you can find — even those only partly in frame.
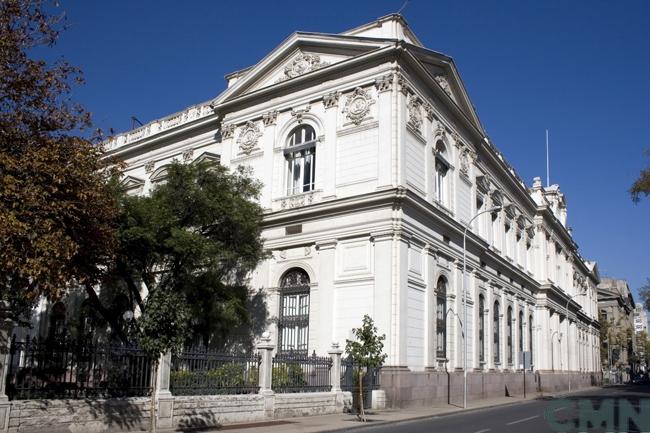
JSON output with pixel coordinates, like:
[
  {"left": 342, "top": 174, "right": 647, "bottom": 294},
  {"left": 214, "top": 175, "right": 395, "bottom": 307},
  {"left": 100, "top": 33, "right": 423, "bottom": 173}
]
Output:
[
  {"left": 156, "top": 352, "right": 173, "bottom": 428},
  {"left": 316, "top": 239, "right": 337, "bottom": 353},
  {"left": 257, "top": 332, "right": 275, "bottom": 418},
  {"left": 328, "top": 343, "right": 343, "bottom": 392}
]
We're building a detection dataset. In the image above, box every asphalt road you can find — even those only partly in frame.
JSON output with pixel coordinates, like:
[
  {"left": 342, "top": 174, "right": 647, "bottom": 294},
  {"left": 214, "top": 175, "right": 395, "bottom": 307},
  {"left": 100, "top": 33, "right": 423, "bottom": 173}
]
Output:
[{"left": 342, "top": 385, "right": 650, "bottom": 433}]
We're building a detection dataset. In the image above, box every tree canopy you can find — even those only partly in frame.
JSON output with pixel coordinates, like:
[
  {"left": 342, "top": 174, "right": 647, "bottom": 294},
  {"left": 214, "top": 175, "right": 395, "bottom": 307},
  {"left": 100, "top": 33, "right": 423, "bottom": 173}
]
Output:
[
  {"left": 0, "top": 0, "right": 118, "bottom": 324},
  {"left": 631, "top": 150, "right": 650, "bottom": 203},
  {"left": 90, "top": 161, "right": 268, "bottom": 350}
]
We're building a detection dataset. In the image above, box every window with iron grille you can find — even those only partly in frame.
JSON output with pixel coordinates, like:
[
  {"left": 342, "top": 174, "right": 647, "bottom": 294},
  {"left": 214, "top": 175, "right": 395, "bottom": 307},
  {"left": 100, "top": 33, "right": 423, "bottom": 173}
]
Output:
[
  {"left": 507, "top": 306, "right": 513, "bottom": 364},
  {"left": 479, "top": 295, "right": 485, "bottom": 363},
  {"left": 493, "top": 301, "right": 500, "bottom": 364},
  {"left": 436, "top": 277, "right": 447, "bottom": 359},
  {"left": 278, "top": 269, "right": 310, "bottom": 354}
]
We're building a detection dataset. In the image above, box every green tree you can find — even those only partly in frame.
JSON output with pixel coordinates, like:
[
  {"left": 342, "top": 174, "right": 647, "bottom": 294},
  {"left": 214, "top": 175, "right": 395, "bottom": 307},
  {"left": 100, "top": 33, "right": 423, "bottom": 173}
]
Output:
[
  {"left": 638, "top": 279, "right": 650, "bottom": 311},
  {"left": 630, "top": 150, "right": 650, "bottom": 202},
  {"left": 0, "top": 0, "right": 119, "bottom": 325},
  {"left": 345, "top": 315, "right": 387, "bottom": 422}
]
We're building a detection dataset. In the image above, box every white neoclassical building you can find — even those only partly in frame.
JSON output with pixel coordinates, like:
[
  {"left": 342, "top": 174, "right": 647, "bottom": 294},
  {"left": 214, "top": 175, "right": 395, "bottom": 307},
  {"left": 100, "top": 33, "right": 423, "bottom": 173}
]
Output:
[{"left": 106, "top": 15, "right": 601, "bottom": 405}]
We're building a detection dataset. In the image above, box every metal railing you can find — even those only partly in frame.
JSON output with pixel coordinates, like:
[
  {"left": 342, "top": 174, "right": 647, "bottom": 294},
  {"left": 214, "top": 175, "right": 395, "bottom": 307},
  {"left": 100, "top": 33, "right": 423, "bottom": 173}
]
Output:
[
  {"left": 7, "top": 336, "right": 153, "bottom": 400},
  {"left": 271, "top": 351, "right": 332, "bottom": 393},
  {"left": 170, "top": 347, "right": 260, "bottom": 395},
  {"left": 341, "top": 358, "right": 381, "bottom": 409}
]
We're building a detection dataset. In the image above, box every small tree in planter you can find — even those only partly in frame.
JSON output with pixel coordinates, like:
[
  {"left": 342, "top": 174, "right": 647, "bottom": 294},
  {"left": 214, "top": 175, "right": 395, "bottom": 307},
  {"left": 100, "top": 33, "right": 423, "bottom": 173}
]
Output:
[{"left": 345, "top": 315, "right": 387, "bottom": 422}]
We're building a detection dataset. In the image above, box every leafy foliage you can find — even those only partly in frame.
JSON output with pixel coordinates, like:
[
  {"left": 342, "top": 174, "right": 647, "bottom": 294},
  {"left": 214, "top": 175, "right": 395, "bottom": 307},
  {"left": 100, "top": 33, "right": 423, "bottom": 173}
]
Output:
[
  {"left": 631, "top": 150, "right": 650, "bottom": 202},
  {"left": 639, "top": 278, "right": 650, "bottom": 311},
  {"left": 345, "top": 315, "right": 387, "bottom": 369},
  {"left": 92, "top": 160, "right": 267, "bottom": 351},
  {"left": 0, "top": 0, "right": 119, "bottom": 323}
]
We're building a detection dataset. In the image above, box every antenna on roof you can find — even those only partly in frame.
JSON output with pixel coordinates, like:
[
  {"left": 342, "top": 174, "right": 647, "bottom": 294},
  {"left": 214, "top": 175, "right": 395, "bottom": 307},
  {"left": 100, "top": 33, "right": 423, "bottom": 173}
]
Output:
[
  {"left": 397, "top": 0, "right": 410, "bottom": 14},
  {"left": 546, "top": 129, "right": 550, "bottom": 187},
  {"left": 131, "top": 116, "right": 143, "bottom": 129}
]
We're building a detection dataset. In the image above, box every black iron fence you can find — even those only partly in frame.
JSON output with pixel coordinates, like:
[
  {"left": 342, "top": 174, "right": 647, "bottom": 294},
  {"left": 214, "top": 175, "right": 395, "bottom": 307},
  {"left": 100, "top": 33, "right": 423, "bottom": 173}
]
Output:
[
  {"left": 341, "top": 358, "right": 381, "bottom": 409},
  {"left": 7, "top": 336, "right": 153, "bottom": 400},
  {"left": 170, "top": 348, "right": 260, "bottom": 395},
  {"left": 271, "top": 351, "right": 332, "bottom": 393}
]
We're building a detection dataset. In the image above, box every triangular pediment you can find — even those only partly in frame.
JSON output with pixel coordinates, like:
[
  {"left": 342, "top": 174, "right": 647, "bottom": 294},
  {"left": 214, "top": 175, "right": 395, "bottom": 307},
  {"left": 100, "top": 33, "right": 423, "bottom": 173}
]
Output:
[
  {"left": 215, "top": 33, "right": 392, "bottom": 103},
  {"left": 120, "top": 175, "right": 145, "bottom": 190},
  {"left": 406, "top": 45, "right": 486, "bottom": 134}
]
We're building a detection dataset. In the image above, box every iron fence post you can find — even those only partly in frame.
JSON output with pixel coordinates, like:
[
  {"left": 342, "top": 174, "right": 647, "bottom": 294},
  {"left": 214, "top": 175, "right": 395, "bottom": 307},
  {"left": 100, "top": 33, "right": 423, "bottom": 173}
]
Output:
[{"left": 328, "top": 343, "right": 343, "bottom": 392}]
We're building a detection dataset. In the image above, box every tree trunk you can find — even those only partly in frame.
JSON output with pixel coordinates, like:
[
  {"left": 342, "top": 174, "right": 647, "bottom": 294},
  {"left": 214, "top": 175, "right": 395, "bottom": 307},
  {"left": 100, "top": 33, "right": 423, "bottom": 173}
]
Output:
[
  {"left": 358, "top": 368, "right": 366, "bottom": 422},
  {"left": 150, "top": 359, "right": 159, "bottom": 433},
  {"left": 83, "top": 282, "right": 129, "bottom": 344}
]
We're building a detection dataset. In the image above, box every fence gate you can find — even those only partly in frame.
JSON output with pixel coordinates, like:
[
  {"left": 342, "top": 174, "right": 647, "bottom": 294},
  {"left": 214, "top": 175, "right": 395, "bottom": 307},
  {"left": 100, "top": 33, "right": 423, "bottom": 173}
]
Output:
[{"left": 341, "top": 359, "right": 380, "bottom": 410}]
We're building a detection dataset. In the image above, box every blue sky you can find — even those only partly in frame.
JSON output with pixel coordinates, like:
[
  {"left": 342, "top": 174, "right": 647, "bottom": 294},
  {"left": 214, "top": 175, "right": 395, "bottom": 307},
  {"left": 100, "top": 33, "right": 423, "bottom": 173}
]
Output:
[{"left": 47, "top": 1, "right": 650, "bottom": 302}]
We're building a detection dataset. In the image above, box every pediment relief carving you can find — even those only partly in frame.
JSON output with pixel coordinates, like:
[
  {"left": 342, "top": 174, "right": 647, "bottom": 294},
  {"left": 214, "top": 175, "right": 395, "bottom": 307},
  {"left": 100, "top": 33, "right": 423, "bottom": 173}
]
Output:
[
  {"left": 434, "top": 73, "right": 455, "bottom": 101},
  {"left": 276, "top": 52, "right": 329, "bottom": 83},
  {"left": 193, "top": 151, "right": 221, "bottom": 165}
]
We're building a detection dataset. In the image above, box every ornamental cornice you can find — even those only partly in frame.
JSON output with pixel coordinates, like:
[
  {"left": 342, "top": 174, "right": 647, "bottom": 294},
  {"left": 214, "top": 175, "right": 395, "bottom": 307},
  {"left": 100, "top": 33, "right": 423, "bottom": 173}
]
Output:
[
  {"left": 221, "top": 123, "right": 235, "bottom": 139},
  {"left": 423, "top": 101, "right": 435, "bottom": 122},
  {"left": 396, "top": 73, "right": 411, "bottom": 95}
]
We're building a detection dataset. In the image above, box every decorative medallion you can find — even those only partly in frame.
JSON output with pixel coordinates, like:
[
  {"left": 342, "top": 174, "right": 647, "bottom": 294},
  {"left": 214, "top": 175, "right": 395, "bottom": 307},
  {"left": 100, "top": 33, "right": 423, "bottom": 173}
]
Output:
[
  {"left": 342, "top": 87, "right": 375, "bottom": 125},
  {"left": 407, "top": 95, "right": 423, "bottom": 133},
  {"left": 144, "top": 160, "right": 155, "bottom": 173},
  {"left": 236, "top": 121, "right": 262, "bottom": 155},
  {"left": 278, "top": 52, "right": 329, "bottom": 82},
  {"left": 374, "top": 74, "right": 393, "bottom": 92},
  {"left": 322, "top": 91, "right": 341, "bottom": 109},
  {"left": 263, "top": 110, "right": 279, "bottom": 127},
  {"left": 434, "top": 74, "right": 454, "bottom": 100},
  {"left": 221, "top": 123, "right": 235, "bottom": 139},
  {"left": 182, "top": 148, "right": 194, "bottom": 162}
]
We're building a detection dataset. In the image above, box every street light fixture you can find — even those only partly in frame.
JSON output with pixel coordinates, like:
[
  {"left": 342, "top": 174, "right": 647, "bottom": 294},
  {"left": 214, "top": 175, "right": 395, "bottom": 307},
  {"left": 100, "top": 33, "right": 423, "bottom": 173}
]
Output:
[{"left": 462, "top": 205, "right": 501, "bottom": 409}]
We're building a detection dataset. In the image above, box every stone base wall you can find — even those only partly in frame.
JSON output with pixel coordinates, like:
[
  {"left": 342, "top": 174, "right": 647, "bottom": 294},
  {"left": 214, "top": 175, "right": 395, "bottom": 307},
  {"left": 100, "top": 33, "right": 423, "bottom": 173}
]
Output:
[
  {"left": 381, "top": 369, "right": 603, "bottom": 408},
  {"left": 4, "top": 391, "right": 347, "bottom": 433},
  {"left": 7, "top": 398, "right": 151, "bottom": 433}
]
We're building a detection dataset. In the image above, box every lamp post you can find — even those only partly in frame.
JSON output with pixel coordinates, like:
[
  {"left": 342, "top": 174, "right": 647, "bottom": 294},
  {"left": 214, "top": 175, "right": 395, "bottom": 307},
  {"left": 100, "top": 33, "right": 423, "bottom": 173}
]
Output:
[
  {"left": 462, "top": 205, "right": 501, "bottom": 410},
  {"left": 565, "top": 291, "right": 585, "bottom": 392}
]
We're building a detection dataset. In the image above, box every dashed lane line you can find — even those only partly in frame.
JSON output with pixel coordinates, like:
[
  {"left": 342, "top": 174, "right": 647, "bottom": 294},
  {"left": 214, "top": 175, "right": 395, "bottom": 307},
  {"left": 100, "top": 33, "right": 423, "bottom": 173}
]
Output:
[{"left": 505, "top": 415, "right": 540, "bottom": 425}]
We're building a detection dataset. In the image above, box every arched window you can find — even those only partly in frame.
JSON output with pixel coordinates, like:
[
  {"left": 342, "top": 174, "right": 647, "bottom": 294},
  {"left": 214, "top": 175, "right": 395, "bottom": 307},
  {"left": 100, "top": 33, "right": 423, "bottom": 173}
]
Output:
[
  {"left": 436, "top": 277, "right": 447, "bottom": 359},
  {"left": 278, "top": 268, "right": 311, "bottom": 354},
  {"left": 529, "top": 315, "right": 534, "bottom": 367},
  {"left": 479, "top": 295, "right": 485, "bottom": 363},
  {"left": 434, "top": 141, "right": 449, "bottom": 205},
  {"left": 285, "top": 125, "right": 316, "bottom": 196},
  {"left": 493, "top": 301, "right": 500, "bottom": 364},
  {"left": 507, "top": 306, "right": 513, "bottom": 365}
]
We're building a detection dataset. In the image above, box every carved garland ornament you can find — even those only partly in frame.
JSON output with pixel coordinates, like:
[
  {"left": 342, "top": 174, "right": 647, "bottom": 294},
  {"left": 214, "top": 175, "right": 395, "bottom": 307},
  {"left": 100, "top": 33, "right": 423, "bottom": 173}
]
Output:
[
  {"left": 407, "top": 95, "right": 423, "bottom": 133},
  {"left": 342, "top": 87, "right": 375, "bottom": 125},
  {"left": 236, "top": 121, "right": 262, "bottom": 155}
]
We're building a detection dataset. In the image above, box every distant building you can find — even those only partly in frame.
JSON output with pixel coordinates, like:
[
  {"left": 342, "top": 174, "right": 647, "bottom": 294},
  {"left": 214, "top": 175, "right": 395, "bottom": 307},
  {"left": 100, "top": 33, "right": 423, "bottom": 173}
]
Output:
[
  {"left": 634, "top": 304, "right": 648, "bottom": 335},
  {"left": 598, "top": 278, "right": 637, "bottom": 379}
]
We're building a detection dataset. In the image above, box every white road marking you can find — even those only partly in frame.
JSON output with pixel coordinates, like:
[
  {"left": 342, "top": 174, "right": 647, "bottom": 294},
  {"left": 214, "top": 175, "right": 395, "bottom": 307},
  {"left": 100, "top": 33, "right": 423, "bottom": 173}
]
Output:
[
  {"left": 506, "top": 415, "right": 539, "bottom": 425},
  {"left": 553, "top": 406, "right": 567, "bottom": 412},
  {"left": 473, "top": 429, "right": 491, "bottom": 433}
]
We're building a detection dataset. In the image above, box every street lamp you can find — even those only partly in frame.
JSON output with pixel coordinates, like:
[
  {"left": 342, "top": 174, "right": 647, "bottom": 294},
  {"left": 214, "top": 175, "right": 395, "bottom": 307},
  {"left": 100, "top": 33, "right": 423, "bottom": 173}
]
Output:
[
  {"left": 564, "top": 290, "right": 586, "bottom": 392},
  {"left": 462, "top": 205, "right": 501, "bottom": 409}
]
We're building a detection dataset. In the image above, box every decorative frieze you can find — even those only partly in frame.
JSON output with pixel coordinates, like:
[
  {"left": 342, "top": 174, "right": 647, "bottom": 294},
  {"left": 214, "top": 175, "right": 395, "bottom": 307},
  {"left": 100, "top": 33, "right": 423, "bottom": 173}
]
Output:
[
  {"left": 291, "top": 105, "right": 311, "bottom": 124},
  {"left": 322, "top": 91, "right": 341, "bottom": 109},
  {"left": 342, "top": 87, "right": 375, "bottom": 125},
  {"left": 236, "top": 121, "right": 262, "bottom": 155},
  {"left": 406, "top": 95, "right": 423, "bottom": 133},
  {"left": 374, "top": 74, "right": 393, "bottom": 92},
  {"left": 144, "top": 160, "right": 155, "bottom": 173},
  {"left": 221, "top": 123, "right": 235, "bottom": 139},
  {"left": 262, "top": 110, "right": 279, "bottom": 126},
  {"left": 396, "top": 73, "right": 411, "bottom": 95},
  {"left": 182, "top": 148, "right": 194, "bottom": 162},
  {"left": 280, "top": 191, "right": 315, "bottom": 209}
]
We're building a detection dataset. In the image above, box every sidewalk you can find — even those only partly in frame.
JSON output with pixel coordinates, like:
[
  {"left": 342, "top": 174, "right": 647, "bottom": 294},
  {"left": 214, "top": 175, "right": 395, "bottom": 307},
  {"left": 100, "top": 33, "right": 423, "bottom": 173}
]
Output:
[{"left": 161, "top": 387, "right": 600, "bottom": 433}]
